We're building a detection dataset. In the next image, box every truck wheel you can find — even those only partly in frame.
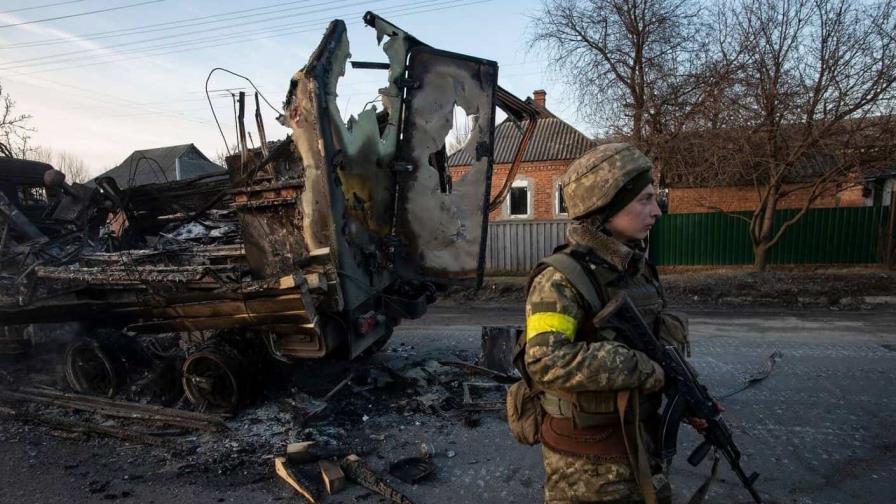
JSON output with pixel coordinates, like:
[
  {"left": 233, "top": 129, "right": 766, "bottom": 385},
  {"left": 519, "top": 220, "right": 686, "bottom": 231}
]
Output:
[{"left": 64, "top": 338, "right": 118, "bottom": 398}]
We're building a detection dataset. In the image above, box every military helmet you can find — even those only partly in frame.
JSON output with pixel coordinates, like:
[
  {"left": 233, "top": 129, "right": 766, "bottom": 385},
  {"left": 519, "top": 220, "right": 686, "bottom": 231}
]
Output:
[{"left": 559, "top": 143, "right": 653, "bottom": 220}]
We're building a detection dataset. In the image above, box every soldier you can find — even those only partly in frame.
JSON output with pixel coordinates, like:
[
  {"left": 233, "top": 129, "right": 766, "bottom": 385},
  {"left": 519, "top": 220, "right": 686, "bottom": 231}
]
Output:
[{"left": 525, "top": 143, "right": 698, "bottom": 504}]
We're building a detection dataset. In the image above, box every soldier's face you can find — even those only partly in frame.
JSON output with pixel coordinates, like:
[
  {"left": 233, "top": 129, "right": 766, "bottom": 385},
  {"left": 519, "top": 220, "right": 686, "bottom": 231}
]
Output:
[{"left": 606, "top": 184, "right": 661, "bottom": 242}]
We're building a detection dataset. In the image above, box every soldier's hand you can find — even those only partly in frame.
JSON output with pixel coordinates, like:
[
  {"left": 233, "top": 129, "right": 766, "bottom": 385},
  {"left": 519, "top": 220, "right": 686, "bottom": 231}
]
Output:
[
  {"left": 641, "top": 361, "right": 665, "bottom": 393},
  {"left": 685, "top": 416, "right": 708, "bottom": 431},
  {"left": 686, "top": 401, "right": 725, "bottom": 432}
]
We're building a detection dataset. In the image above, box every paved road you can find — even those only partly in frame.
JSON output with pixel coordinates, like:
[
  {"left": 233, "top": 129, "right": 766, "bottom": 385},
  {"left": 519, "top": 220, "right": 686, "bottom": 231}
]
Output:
[
  {"left": 1, "top": 305, "right": 895, "bottom": 503},
  {"left": 394, "top": 305, "right": 896, "bottom": 504}
]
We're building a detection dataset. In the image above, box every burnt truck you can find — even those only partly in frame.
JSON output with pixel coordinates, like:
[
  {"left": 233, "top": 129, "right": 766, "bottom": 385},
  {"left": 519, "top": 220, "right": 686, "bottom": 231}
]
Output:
[{"left": 0, "top": 13, "right": 539, "bottom": 409}]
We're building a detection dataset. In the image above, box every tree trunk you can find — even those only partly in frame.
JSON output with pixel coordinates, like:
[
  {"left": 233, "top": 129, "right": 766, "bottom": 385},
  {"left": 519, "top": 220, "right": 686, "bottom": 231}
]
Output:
[
  {"left": 752, "top": 189, "right": 779, "bottom": 272},
  {"left": 632, "top": 110, "right": 643, "bottom": 144},
  {"left": 753, "top": 242, "right": 769, "bottom": 271}
]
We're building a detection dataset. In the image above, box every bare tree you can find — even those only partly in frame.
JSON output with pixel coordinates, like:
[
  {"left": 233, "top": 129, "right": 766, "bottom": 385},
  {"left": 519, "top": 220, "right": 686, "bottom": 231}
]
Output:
[
  {"left": 0, "top": 82, "right": 34, "bottom": 159},
  {"left": 30, "top": 146, "right": 90, "bottom": 183},
  {"left": 213, "top": 144, "right": 239, "bottom": 167},
  {"left": 693, "top": 0, "right": 896, "bottom": 271},
  {"left": 55, "top": 151, "right": 89, "bottom": 183},
  {"left": 529, "top": 0, "right": 718, "bottom": 147}
]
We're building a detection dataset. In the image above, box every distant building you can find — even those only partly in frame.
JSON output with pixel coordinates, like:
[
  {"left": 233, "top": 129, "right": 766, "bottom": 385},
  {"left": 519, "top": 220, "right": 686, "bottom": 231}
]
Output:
[
  {"left": 448, "top": 90, "right": 596, "bottom": 221},
  {"left": 94, "top": 144, "right": 223, "bottom": 189},
  {"left": 864, "top": 169, "right": 896, "bottom": 207},
  {"left": 656, "top": 123, "right": 894, "bottom": 214}
]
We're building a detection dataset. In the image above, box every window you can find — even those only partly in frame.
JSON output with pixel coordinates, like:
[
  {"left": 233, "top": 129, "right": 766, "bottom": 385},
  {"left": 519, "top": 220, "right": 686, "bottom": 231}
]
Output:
[
  {"left": 16, "top": 186, "right": 47, "bottom": 206},
  {"left": 508, "top": 179, "right": 530, "bottom": 218},
  {"left": 556, "top": 182, "right": 568, "bottom": 216}
]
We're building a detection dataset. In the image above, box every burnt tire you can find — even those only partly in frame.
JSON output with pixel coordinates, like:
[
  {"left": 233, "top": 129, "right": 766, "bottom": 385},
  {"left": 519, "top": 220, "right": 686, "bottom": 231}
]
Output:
[
  {"left": 182, "top": 338, "right": 254, "bottom": 411},
  {"left": 64, "top": 338, "right": 119, "bottom": 398}
]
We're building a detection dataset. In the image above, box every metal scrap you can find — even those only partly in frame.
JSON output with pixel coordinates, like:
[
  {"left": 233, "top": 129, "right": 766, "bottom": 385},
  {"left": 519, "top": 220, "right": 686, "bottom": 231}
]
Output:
[
  {"left": 438, "top": 359, "right": 517, "bottom": 383},
  {"left": 388, "top": 456, "right": 434, "bottom": 484},
  {"left": 718, "top": 350, "right": 783, "bottom": 400},
  {"left": 462, "top": 382, "right": 508, "bottom": 411},
  {"left": 302, "top": 374, "right": 354, "bottom": 420}
]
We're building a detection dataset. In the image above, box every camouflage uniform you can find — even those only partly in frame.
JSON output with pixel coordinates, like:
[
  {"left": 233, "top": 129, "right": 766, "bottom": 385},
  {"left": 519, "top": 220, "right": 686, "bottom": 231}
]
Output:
[{"left": 525, "top": 143, "right": 672, "bottom": 504}]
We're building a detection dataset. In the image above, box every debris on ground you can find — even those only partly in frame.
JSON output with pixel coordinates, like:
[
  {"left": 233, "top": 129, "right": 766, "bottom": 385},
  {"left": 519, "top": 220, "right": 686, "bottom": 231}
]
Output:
[
  {"left": 0, "top": 386, "right": 226, "bottom": 432},
  {"left": 388, "top": 455, "right": 434, "bottom": 484},
  {"left": 0, "top": 404, "right": 183, "bottom": 451},
  {"left": 462, "top": 382, "right": 508, "bottom": 412},
  {"left": 318, "top": 459, "right": 346, "bottom": 495},
  {"left": 341, "top": 454, "right": 416, "bottom": 504},
  {"left": 479, "top": 326, "right": 521, "bottom": 376},
  {"left": 275, "top": 456, "right": 322, "bottom": 504}
]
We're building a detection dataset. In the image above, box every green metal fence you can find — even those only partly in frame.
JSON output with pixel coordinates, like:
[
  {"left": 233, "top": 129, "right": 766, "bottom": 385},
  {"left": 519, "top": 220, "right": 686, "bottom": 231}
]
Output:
[{"left": 649, "top": 206, "right": 891, "bottom": 265}]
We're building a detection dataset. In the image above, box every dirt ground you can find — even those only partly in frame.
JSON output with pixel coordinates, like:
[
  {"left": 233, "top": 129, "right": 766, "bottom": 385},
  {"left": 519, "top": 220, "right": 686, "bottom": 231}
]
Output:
[{"left": 443, "top": 267, "right": 896, "bottom": 308}]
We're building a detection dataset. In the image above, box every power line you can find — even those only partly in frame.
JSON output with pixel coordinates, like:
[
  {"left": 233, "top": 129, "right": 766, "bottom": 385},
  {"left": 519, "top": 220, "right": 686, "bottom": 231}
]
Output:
[
  {"left": 1, "top": 0, "right": 481, "bottom": 74},
  {"left": 0, "top": 1, "right": 88, "bottom": 16},
  {"left": 1, "top": 65, "right": 222, "bottom": 128},
  {"left": 0, "top": 0, "right": 495, "bottom": 130},
  {"left": 0, "top": 0, "right": 163, "bottom": 29},
  {"left": 1, "top": 0, "right": 343, "bottom": 49},
  {"left": 0, "top": 0, "right": 377, "bottom": 66}
]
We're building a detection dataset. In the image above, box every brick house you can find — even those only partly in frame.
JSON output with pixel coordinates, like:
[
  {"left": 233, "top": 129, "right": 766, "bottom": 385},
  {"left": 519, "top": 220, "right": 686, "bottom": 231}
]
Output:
[
  {"left": 665, "top": 182, "right": 868, "bottom": 214},
  {"left": 657, "top": 126, "right": 893, "bottom": 213},
  {"left": 447, "top": 90, "right": 595, "bottom": 221}
]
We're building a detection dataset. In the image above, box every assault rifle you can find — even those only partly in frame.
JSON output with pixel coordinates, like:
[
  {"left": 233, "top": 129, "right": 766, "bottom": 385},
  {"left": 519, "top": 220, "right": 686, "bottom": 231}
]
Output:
[{"left": 595, "top": 294, "right": 763, "bottom": 504}]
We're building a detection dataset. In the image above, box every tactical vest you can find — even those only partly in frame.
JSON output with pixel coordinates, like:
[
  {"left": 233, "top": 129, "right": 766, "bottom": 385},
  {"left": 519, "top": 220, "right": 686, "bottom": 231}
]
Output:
[
  {"left": 523, "top": 242, "right": 688, "bottom": 504},
  {"left": 528, "top": 243, "right": 668, "bottom": 426}
]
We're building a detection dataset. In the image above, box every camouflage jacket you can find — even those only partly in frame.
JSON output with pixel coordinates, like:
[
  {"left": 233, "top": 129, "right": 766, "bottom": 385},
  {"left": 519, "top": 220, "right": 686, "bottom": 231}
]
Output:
[{"left": 524, "top": 223, "right": 666, "bottom": 414}]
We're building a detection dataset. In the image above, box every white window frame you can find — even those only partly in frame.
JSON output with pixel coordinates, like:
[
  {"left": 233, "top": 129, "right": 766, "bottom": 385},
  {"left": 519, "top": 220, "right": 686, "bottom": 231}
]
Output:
[
  {"left": 507, "top": 178, "right": 532, "bottom": 219},
  {"left": 555, "top": 181, "right": 568, "bottom": 217}
]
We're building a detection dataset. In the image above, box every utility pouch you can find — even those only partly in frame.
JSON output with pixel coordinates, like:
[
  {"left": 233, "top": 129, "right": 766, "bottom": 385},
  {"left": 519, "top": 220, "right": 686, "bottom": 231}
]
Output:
[
  {"left": 656, "top": 310, "right": 690, "bottom": 357},
  {"left": 506, "top": 380, "right": 544, "bottom": 445}
]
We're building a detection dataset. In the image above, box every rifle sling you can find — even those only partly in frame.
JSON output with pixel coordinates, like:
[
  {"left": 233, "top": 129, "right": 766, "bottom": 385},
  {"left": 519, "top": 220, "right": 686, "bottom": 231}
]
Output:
[{"left": 540, "top": 251, "right": 607, "bottom": 313}]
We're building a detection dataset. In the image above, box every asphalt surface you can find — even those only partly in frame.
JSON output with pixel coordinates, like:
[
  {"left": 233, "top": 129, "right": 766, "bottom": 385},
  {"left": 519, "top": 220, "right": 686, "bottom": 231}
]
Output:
[{"left": 1, "top": 304, "right": 895, "bottom": 504}]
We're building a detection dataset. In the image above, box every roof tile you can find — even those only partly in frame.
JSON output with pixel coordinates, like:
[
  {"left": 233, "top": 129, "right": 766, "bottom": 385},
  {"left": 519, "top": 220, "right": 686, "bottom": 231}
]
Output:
[{"left": 448, "top": 117, "right": 595, "bottom": 166}]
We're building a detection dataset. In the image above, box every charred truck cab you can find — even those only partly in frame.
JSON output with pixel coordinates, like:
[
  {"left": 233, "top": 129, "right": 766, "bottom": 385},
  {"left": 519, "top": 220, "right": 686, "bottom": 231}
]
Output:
[{"left": 0, "top": 13, "right": 539, "bottom": 410}]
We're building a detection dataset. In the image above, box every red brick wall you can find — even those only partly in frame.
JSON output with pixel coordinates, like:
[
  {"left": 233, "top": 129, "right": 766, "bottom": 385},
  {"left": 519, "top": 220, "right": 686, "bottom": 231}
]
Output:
[
  {"left": 668, "top": 184, "right": 866, "bottom": 214},
  {"left": 450, "top": 159, "right": 572, "bottom": 221}
]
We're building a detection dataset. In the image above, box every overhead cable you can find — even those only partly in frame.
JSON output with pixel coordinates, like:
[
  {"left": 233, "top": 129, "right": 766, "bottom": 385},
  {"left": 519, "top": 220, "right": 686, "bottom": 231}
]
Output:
[
  {"left": 0, "top": 0, "right": 88, "bottom": 16},
  {"left": 3, "top": 0, "right": 342, "bottom": 48},
  {"left": 3, "top": 0, "right": 492, "bottom": 74},
  {"left": 0, "top": 0, "right": 372, "bottom": 66},
  {"left": 0, "top": 0, "right": 163, "bottom": 29}
]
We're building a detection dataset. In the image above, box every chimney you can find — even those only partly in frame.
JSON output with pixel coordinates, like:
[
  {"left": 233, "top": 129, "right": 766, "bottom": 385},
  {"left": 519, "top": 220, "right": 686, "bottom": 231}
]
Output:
[{"left": 533, "top": 89, "right": 546, "bottom": 109}]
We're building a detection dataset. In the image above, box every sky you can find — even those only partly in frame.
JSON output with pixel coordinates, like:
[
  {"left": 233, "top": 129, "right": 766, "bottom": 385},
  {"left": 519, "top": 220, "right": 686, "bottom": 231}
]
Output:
[{"left": 0, "top": 0, "right": 587, "bottom": 177}]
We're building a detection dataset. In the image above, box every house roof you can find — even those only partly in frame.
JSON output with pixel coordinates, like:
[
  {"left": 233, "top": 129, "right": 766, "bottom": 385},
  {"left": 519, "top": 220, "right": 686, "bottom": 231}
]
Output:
[
  {"left": 94, "top": 144, "right": 223, "bottom": 189},
  {"left": 448, "top": 116, "right": 596, "bottom": 167}
]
